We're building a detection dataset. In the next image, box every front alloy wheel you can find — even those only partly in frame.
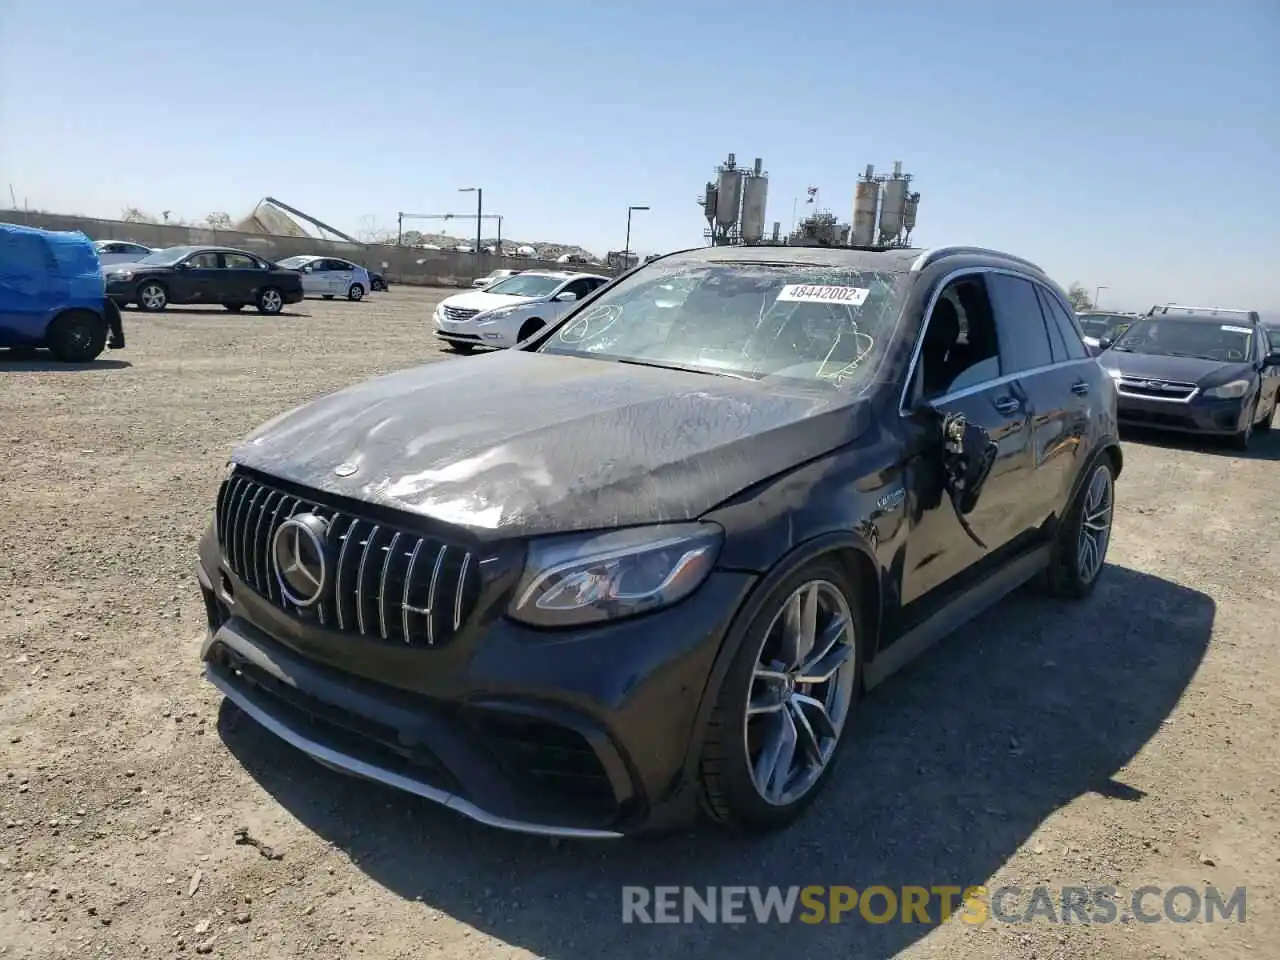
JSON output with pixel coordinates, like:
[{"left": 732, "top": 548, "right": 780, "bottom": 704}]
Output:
[
  {"left": 137, "top": 282, "right": 167, "bottom": 312},
  {"left": 746, "top": 581, "right": 858, "bottom": 806},
  {"left": 699, "top": 559, "right": 862, "bottom": 830},
  {"left": 257, "top": 287, "right": 284, "bottom": 315}
]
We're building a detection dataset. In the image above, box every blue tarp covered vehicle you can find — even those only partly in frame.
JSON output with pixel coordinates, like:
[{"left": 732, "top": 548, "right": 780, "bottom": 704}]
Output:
[{"left": 0, "top": 222, "right": 126, "bottom": 362}]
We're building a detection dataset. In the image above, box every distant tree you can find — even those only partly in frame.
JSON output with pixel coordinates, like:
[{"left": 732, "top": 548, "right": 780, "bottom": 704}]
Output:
[
  {"left": 205, "top": 211, "right": 233, "bottom": 229},
  {"left": 121, "top": 207, "right": 158, "bottom": 224},
  {"left": 400, "top": 230, "right": 426, "bottom": 246},
  {"left": 1066, "top": 283, "right": 1094, "bottom": 312}
]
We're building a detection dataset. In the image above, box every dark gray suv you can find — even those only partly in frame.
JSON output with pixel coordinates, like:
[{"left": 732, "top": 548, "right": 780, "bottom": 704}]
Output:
[{"left": 197, "top": 244, "right": 1122, "bottom": 838}]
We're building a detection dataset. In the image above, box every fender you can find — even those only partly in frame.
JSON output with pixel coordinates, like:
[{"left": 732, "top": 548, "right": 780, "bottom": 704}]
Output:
[
  {"left": 1065, "top": 435, "right": 1123, "bottom": 513},
  {"left": 676, "top": 529, "right": 882, "bottom": 788}
]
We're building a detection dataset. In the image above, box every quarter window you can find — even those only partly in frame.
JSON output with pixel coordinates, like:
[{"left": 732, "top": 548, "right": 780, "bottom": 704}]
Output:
[
  {"left": 986, "top": 273, "right": 1054, "bottom": 373},
  {"left": 1037, "top": 287, "right": 1090, "bottom": 360}
]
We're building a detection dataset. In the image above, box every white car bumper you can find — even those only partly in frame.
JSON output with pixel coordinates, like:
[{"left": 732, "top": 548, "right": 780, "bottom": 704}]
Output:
[{"left": 434, "top": 311, "right": 513, "bottom": 348}]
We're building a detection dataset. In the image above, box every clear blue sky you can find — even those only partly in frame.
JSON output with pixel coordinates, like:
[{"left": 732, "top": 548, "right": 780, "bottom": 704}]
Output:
[{"left": 1, "top": 0, "right": 1277, "bottom": 312}]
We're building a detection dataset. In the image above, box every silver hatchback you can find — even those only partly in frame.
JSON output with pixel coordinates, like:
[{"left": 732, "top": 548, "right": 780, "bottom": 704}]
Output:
[{"left": 276, "top": 256, "right": 372, "bottom": 301}]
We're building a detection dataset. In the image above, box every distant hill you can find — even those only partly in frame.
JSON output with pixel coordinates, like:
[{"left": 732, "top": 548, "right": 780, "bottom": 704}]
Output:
[{"left": 393, "top": 230, "right": 599, "bottom": 263}]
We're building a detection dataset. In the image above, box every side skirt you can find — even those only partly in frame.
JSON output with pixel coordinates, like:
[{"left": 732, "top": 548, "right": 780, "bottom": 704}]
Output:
[{"left": 864, "top": 545, "right": 1050, "bottom": 690}]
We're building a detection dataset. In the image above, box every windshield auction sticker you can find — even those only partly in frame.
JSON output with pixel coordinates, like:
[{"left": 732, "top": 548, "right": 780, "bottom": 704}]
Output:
[
  {"left": 776, "top": 285, "right": 870, "bottom": 306},
  {"left": 1221, "top": 325, "right": 1252, "bottom": 334}
]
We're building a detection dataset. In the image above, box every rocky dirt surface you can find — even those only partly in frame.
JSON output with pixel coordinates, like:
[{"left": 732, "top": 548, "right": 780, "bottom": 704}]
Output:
[{"left": 1, "top": 287, "right": 1277, "bottom": 959}]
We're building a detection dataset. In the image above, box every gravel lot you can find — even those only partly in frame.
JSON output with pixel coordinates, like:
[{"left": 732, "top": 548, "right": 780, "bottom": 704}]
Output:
[{"left": 2, "top": 287, "right": 1277, "bottom": 960}]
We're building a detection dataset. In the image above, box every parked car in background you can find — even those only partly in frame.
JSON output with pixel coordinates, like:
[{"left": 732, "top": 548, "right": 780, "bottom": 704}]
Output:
[
  {"left": 104, "top": 246, "right": 304, "bottom": 315},
  {"left": 1076, "top": 311, "right": 1135, "bottom": 351},
  {"left": 94, "top": 239, "right": 154, "bottom": 267},
  {"left": 433, "top": 270, "right": 610, "bottom": 352},
  {"left": 472, "top": 269, "right": 521, "bottom": 289},
  {"left": 2, "top": 223, "right": 126, "bottom": 362},
  {"left": 368, "top": 269, "right": 388, "bottom": 292},
  {"left": 196, "top": 243, "right": 1121, "bottom": 838},
  {"left": 275, "top": 256, "right": 371, "bottom": 301},
  {"left": 1097, "top": 305, "right": 1279, "bottom": 449}
]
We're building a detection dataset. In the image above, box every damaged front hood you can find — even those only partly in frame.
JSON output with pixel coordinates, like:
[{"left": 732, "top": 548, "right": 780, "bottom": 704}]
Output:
[{"left": 232, "top": 350, "right": 866, "bottom": 540}]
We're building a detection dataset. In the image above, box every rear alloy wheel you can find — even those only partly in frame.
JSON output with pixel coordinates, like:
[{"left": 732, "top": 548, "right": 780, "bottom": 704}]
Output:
[
  {"left": 137, "top": 282, "right": 168, "bottom": 312},
  {"left": 700, "top": 560, "right": 862, "bottom": 831},
  {"left": 256, "top": 287, "right": 284, "bottom": 315},
  {"left": 47, "top": 310, "right": 107, "bottom": 363},
  {"left": 348, "top": 283, "right": 365, "bottom": 301},
  {"left": 1044, "top": 458, "right": 1115, "bottom": 599}
]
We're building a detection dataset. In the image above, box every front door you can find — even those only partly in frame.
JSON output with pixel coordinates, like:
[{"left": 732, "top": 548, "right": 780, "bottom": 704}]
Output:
[
  {"left": 898, "top": 272, "right": 1038, "bottom": 612},
  {"left": 177, "top": 251, "right": 221, "bottom": 302}
]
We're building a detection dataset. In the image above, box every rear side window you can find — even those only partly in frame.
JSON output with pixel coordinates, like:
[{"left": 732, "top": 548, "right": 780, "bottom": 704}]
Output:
[
  {"left": 1038, "top": 289, "right": 1090, "bottom": 360},
  {"left": 986, "top": 273, "right": 1054, "bottom": 373}
]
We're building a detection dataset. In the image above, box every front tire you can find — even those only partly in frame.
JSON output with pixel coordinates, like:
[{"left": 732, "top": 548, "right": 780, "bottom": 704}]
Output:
[
  {"left": 1043, "top": 457, "right": 1115, "bottom": 599},
  {"left": 699, "top": 559, "right": 863, "bottom": 832},
  {"left": 256, "top": 287, "right": 284, "bottom": 315},
  {"left": 47, "top": 310, "right": 107, "bottom": 362},
  {"left": 517, "top": 318, "right": 544, "bottom": 343},
  {"left": 136, "top": 281, "right": 168, "bottom": 312},
  {"left": 348, "top": 283, "right": 365, "bottom": 301}
]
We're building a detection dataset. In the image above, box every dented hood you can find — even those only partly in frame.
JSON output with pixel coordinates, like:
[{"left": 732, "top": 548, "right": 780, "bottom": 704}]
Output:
[{"left": 232, "top": 350, "right": 867, "bottom": 540}]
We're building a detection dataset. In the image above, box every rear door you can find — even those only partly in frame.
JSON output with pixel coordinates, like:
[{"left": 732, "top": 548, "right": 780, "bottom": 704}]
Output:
[
  {"left": 221, "top": 252, "right": 266, "bottom": 302},
  {"left": 986, "top": 272, "right": 1090, "bottom": 529}
]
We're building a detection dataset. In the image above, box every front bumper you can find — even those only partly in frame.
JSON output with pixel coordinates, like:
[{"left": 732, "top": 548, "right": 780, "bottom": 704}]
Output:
[
  {"left": 196, "top": 543, "right": 754, "bottom": 838},
  {"left": 281, "top": 288, "right": 305, "bottom": 305},
  {"left": 433, "top": 312, "right": 508, "bottom": 347},
  {"left": 1115, "top": 393, "right": 1249, "bottom": 435}
]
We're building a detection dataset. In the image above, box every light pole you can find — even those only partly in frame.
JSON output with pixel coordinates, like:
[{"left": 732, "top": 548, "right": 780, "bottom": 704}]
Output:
[
  {"left": 624, "top": 205, "right": 649, "bottom": 271},
  {"left": 1094, "top": 285, "right": 1108, "bottom": 309},
  {"left": 458, "top": 187, "right": 482, "bottom": 254}
]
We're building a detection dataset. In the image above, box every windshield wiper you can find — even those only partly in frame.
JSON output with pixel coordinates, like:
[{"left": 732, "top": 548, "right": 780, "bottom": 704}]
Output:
[{"left": 612, "top": 358, "right": 758, "bottom": 380}]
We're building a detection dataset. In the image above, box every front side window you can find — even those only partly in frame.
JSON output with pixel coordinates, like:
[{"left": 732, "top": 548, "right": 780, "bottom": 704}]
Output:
[
  {"left": 186, "top": 252, "right": 220, "bottom": 269},
  {"left": 1113, "top": 318, "right": 1255, "bottom": 363},
  {"left": 538, "top": 259, "right": 905, "bottom": 388},
  {"left": 223, "top": 253, "right": 258, "bottom": 269}
]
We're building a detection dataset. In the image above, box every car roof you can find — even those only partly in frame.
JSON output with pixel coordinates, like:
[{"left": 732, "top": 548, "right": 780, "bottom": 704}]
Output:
[{"left": 651, "top": 244, "right": 1044, "bottom": 277}]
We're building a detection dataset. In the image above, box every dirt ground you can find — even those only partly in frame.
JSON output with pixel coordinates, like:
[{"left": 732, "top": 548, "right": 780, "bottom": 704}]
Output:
[{"left": 2, "top": 287, "right": 1277, "bottom": 960}]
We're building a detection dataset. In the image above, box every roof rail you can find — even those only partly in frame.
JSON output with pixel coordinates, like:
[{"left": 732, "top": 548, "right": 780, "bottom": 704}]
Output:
[
  {"left": 1148, "top": 303, "right": 1259, "bottom": 322},
  {"left": 910, "top": 246, "right": 1045, "bottom": 274}
]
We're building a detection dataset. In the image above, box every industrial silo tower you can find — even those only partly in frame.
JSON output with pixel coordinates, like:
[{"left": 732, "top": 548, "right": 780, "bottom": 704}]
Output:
[
  {"left": 850, "top": 164, "right": 880, "bottom": 247},
  {"left": 739, "top": 158, "right": 769, "bottom": 244}
]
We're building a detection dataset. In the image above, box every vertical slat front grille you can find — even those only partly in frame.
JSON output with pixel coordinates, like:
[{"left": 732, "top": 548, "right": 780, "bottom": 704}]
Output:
[{"left": 215, "top": 472, "right": 480, "bottom": 648}]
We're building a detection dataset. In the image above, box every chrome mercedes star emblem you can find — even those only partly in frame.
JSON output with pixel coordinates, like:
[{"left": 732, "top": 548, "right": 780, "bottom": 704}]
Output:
[
  {"left": 333, "top": 462, "right": 358, "bottom": 477},
  {"left": 272, "top": 513, "right": 331, "bottom": 608}
]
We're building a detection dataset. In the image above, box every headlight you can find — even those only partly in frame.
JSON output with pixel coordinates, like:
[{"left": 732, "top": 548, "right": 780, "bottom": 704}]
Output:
[
  {"left": 480, "top": 306, "right": 522, "bottom": 321},
  {"left": 509, "top": 522, "right": 723, "bottom": 628},
  {"left": 108, "top": 270, "right": 134, "bottom": 281},
  {"left": 1204, "top": 379, "right": 1249, "bottom": 399},
  {"left": 1105, "top": 367, "right": 1123, "bottom": 380}
]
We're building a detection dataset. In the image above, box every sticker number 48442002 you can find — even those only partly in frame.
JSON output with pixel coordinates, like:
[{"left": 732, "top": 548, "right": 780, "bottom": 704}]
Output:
[{"left": 776, "top": 284, "right": 870, "bottom": 306}]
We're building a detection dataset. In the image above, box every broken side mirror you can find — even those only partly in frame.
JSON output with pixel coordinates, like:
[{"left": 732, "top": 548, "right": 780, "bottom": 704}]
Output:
[{"left": 936, "top": 412, "right": 999, "bottom": 549}]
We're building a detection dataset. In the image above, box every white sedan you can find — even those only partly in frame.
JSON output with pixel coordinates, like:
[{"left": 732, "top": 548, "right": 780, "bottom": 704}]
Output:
[
  {"left": 276, "top": 255, "right": 372, "bottom": 301},
  {"left": 472, "top": 269, "right": 521, "bottom": 289},
  {"left": 95, "top": 240, "right": 154, "bottom": 267},
  {"left": 433, "top": 271, "right": 611, "bottom": 353}
]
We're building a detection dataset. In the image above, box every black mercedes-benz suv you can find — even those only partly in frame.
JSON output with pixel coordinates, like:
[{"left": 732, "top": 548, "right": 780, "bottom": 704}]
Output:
[
  {"left": 1097, "top": 305, "right": 1280, "bottom": 449},
  {"left": 197, "top": 244, "right": 1122, "bottom": 838}
]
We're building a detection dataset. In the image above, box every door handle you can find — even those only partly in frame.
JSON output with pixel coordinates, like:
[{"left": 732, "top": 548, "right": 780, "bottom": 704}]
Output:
[
  {"left": 993, "top": 395, "right": 1021, "bottom": 415},
  {"left": 1071, "top": 380, "right": 1090, "bottom": 396}
]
